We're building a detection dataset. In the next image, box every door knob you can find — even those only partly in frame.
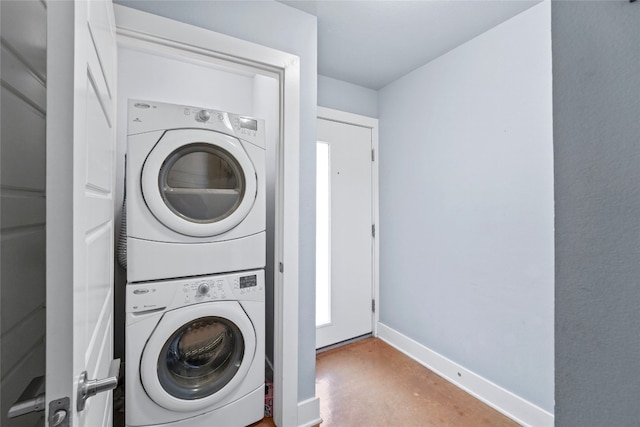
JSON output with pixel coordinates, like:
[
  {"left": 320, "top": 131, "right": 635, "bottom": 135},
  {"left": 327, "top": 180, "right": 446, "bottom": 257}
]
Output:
[
  {"left": 76, "top": 359, "right": 121, "bottom": 411},
  {"left": 7, "top": 375, "right": 45, "bottom": 418}
]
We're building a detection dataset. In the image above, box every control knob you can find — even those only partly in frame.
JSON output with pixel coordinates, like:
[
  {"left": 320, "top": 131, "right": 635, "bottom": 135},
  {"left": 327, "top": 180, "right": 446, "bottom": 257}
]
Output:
[
  {"left": 196, "top": 109, "right": 211, "bottom": 122},
  {"left": 197, "top": 283, "right": 210, "bottom": 295}
]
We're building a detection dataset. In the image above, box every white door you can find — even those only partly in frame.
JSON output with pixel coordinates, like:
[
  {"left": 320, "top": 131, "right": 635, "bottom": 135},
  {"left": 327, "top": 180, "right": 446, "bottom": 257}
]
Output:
[
  {"left": 46, "top": 1, "right": 118, "bottom": 426},
  {"left": 316, "top": 117, "right": 374, "bottom": 349}
]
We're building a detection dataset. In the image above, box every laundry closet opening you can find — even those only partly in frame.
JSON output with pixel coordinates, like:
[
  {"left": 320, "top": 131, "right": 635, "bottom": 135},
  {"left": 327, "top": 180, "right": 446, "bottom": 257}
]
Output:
[{"left": 114, "top": 39, "right": 281, "bottom": 407}]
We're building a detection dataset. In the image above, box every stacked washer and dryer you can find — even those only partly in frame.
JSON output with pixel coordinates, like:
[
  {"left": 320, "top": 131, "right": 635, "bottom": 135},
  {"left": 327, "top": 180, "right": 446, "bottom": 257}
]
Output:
[{"left": 124, "top": 100, "right": 266, "bottom": 427}]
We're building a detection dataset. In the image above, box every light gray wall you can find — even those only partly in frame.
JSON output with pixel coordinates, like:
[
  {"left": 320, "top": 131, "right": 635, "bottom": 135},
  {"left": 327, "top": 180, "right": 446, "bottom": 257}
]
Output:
[
  {"left": 0, "top": 2, "right": 47, "bottom": 426},
  {"left": 378, "top": 2, "right": 554, "bottom": 412},
  {"left": 552, "top": 1, "right": 640, "bottom": 424},
  {"left": 114, "top": 0, "right": 318, "bottom": 402},
  {"left": 318, "top": 75, "right": 378, "bottom": 118}
]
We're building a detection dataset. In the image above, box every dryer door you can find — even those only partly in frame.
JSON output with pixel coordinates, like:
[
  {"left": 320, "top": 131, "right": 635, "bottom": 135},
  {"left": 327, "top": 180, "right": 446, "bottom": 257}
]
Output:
[
  {"left": 142, "top": 129, "right": 257, "bottom": 237},
  {"left": 140, "top": 301, "right": 257, "bottom": 412}
]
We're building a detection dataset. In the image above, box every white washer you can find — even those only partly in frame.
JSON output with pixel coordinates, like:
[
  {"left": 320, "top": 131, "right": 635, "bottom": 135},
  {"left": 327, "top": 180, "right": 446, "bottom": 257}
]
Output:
[
  {"left": 126, "top": 100, "right": 266, "bottom": 282},
  {"left": 126, "top": 269, "right": 265, "bottom": 427}
]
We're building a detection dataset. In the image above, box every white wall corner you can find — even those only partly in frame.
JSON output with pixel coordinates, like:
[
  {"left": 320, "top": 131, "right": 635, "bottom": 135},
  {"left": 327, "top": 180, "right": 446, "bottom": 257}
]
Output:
[
  {"left": 297, "top": 396, "right": 322, "bottom": 427},
  {"left": 377, "top": 323, "right": 554, "bottom": 427}
]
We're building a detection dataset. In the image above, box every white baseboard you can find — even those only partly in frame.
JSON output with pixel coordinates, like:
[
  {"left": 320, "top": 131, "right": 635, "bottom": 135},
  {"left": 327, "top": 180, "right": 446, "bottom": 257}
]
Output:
[
  {"left": 377, "top": 322, "right": 553, "bottom": 427},
  {"left": 297, "top": 396, "right": 322, "bottom": 427}
]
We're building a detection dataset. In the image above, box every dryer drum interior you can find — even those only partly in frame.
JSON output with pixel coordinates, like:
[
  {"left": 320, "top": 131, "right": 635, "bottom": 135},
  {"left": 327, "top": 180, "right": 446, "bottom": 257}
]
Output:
[
  {"left": 157, "top": 316, "right": 245, "bottom": 400},
  {"left": 159, "top": 143, "right": 246, "bottom": 224}
]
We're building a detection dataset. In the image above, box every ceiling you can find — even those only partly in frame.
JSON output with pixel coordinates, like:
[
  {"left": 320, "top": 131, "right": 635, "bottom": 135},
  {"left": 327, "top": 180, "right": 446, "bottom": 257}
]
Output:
[{"left": 279, "top": 0, "right": 540, "bottom": 90}]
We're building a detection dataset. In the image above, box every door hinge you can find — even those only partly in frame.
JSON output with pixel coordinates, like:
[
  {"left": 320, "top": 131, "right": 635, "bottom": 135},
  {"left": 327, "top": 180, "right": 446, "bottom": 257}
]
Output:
[
  {"left": 372, "top": 299, "right": 376, "bottom": 313},
  {"left": 371, "top": 149, "right": 375, "bottom": 162},
  {"left": 371, "top": 224, "right": 376, "bottom": 238},
  {"left": 279, "top": 262, "right": 284, "bottom": 273}
]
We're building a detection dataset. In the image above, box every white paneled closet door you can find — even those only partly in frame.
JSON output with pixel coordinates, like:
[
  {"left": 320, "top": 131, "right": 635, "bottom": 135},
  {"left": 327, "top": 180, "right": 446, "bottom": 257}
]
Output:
[{"left": 46, "top": 0, "right": 118, "bottom": 425}]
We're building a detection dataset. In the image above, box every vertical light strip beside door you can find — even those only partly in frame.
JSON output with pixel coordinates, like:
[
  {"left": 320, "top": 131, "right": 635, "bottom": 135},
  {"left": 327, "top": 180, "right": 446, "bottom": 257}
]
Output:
[{"left": 316, "top": 141, "right": 331, "bottom": 327}]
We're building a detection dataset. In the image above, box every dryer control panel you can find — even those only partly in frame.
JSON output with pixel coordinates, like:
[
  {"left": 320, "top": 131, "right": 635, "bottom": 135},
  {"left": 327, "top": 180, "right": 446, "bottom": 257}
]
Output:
[
  {"left": 126, "top": 269, "right": 265, "bottom": 314},
  {"left": 128, "top": 99, "right": 266, "bottom": 149}
]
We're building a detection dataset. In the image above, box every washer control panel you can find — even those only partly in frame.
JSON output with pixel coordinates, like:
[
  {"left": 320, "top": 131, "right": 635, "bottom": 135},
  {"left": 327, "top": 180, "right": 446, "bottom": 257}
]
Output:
[
  {"left": 127, "top": 269, "right": 264, "bottom": 313},
  {"left": 181, "top": 278, "right": 228, "bottom": 303}
]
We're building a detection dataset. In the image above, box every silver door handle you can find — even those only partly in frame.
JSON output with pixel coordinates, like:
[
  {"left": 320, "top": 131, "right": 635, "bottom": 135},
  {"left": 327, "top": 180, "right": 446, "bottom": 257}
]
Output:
[
  {"left": 76, "top": 358, "right": 121, "bottom": 411},
  {"left": 8, "top": 375, "right": 45, "bottom": 418}
]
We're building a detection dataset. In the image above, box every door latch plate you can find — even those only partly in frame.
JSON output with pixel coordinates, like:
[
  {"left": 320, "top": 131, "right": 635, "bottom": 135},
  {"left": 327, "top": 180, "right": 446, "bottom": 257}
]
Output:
[{"left": 48, "top": 397, "right": 70, "bottom": 427}]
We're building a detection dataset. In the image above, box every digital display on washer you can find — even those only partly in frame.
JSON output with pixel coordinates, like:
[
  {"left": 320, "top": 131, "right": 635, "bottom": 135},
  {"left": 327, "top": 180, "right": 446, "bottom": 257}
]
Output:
[
  {"left": 240, "top": 275, "right": 257, "bottom": 289},
  {"left": 240, "top": 117, "right": 258, "bottom": 131}
]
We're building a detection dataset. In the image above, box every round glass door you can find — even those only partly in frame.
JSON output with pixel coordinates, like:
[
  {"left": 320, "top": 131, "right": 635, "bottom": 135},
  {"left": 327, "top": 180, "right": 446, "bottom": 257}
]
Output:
[
  {"left": 160, "top": 144, "right": 245, "bottom": 224},
  {"left": 141, "top": 129, "right": 257, "bottom": 237},
  {"left": 140, "top": 301, "right": 257, "bottom": 412},
  {"left": 157, "top": 316, "right": 244, "bottom": 400}
]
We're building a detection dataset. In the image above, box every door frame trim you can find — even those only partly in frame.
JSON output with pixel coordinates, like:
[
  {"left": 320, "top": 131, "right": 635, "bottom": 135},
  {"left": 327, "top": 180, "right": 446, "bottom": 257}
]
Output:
[
  {"left": 114, "top": 6, "right": 301, "bottom": 426},
  {"left": 316, "top": 107, "right": 380, "bottom": 338}
]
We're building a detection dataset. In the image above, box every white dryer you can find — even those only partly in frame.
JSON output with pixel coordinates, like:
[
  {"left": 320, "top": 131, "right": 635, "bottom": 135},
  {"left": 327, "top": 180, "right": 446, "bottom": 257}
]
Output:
[
  {"left": 126, "top": 100, "right": 266, "bottom": 282},
  {"left": 126, "top": 269, "right": 265, "bottom": 427}
]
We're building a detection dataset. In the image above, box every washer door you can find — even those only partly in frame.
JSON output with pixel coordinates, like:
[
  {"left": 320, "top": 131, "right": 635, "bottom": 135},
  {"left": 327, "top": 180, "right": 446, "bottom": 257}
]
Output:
[
  {"left": 142, "top": 129, "right": 257, "bottom": 237},
  {"left": 140, "top": 302, "right": 256, "bottom": 412}
]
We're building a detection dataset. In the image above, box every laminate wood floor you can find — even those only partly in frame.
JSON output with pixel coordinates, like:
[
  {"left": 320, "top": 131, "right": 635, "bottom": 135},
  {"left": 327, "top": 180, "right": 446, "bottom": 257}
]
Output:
[{"left": 251, "top": 337, "right": 519, "bottom": 427}]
